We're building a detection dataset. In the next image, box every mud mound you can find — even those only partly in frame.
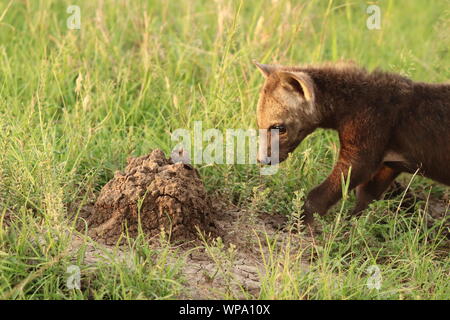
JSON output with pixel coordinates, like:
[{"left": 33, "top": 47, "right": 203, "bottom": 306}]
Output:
[{"left": 88, "top": 149, "right": 217, "bottom": 244}]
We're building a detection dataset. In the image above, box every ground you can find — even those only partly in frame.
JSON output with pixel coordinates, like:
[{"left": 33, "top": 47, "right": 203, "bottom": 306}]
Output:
[{"left": 71, "top": 150, "right": 449, "bottom": 299}]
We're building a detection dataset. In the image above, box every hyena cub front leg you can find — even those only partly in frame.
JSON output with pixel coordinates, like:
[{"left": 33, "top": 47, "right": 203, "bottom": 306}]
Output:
[{"left": 301, "top": 148, "right": 382, "bottom": 226}]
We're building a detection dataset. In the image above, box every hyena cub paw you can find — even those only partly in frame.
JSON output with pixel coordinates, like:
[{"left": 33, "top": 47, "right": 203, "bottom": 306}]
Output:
[{"left": 301, "top": 199, "right": 323, "bottom": 226}]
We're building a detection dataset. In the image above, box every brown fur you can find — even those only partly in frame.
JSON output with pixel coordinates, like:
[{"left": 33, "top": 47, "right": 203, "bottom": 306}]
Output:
[{"left": 255, "top": 61, "right": 450, "bottom": 225}]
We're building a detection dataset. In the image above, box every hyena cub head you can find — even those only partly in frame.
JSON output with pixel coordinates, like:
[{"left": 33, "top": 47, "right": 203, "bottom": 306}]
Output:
[{"left": 254, "top": 62, "right": 319, "bottom": 164}]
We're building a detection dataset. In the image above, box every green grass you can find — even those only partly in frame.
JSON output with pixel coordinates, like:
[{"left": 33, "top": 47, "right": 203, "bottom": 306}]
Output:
[{"left": 0, "top": 0, "right": 449, "bottom": 299}]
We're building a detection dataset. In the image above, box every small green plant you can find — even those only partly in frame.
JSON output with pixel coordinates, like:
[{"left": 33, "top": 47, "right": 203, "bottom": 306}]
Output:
[{"left": 289, "top": 189, "right": 306, "bottom": 230}]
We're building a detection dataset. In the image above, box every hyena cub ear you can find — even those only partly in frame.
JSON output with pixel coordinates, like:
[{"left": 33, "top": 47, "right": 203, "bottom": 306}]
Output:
[
  {"left": 279, "top": 71, "right": 316, "bottom": 115},
  {"left": 253, "top": 60, "right": 278, "bottom": 77},
  {"left": 279, "top": 71, "right": 315, "bottom": 104}
]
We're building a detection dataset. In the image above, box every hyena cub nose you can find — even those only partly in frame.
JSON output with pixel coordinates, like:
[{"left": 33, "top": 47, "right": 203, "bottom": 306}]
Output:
[{"left": 257, "top": 156, "right": 271, "bottom": 165}]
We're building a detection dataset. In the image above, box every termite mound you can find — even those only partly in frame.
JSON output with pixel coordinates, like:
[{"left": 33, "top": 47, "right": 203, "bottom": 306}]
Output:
[{"left": 87, "top": 149, "right": 217, "bottom": 244}]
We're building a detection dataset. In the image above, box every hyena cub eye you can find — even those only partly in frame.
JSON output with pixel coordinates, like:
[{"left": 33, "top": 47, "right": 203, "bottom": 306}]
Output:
[{"left": 270, "top": 124, "right": 287, "bottom": 134}]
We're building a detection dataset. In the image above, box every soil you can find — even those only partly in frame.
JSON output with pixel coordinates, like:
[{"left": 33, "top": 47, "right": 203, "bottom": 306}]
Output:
[
  {"left": 180, "top": 205, "right": 311, "bottom": 298},
  {"left": 72, "top": 149, "right": 311, "bottom": 297},
  {"left": 73, "top": 200, "right": 310, "bottom": 298},
  {"left": 86, "top": 149, "right": 219, "bottom": 245}
]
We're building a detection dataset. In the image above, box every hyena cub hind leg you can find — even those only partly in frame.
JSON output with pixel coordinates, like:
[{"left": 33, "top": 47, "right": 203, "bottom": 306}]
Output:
[{"left": 352, "top": 165, "right": 401, "bottom": 215}]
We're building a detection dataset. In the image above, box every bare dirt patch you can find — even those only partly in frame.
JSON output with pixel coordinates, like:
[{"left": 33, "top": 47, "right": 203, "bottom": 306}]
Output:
[
  {"left": 73, "top": 201, "right": 311, "bottom": 299},
  {"left": 180, "top": 204, "right": 311, "bottom": 298}
]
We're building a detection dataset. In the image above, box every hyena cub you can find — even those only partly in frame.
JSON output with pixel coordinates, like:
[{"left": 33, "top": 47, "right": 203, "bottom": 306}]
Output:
[{"left": 254, "top": 61, "right": 450, "bottom": 226}]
